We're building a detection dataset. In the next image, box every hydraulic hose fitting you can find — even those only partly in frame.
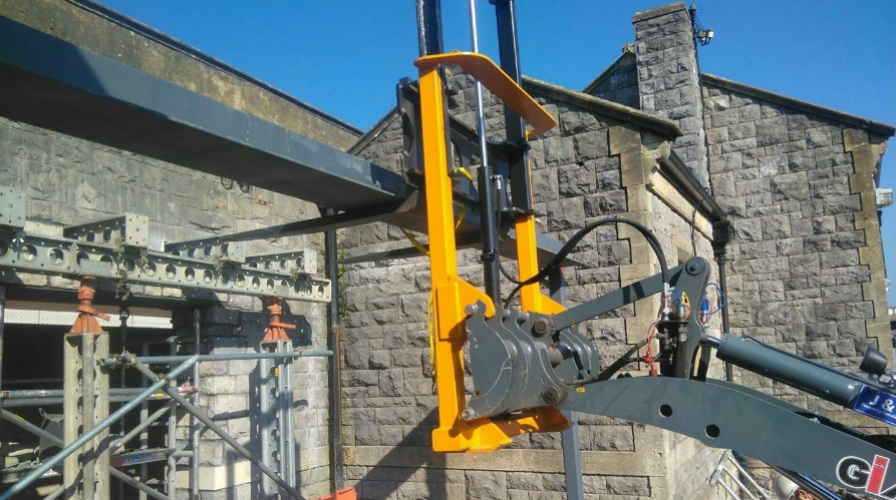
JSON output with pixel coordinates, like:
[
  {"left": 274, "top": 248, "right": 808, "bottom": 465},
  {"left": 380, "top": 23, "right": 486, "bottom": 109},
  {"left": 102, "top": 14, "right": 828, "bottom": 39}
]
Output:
[{"left": 661, "top": 282, "right": 673, "bottom": 320}]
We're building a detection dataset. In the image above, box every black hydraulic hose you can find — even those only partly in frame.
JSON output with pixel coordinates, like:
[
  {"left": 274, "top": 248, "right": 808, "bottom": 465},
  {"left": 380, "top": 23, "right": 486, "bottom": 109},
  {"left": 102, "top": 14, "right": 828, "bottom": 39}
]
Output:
[{"left": 504, "top": 217, "right": 668, "bottom": 308}]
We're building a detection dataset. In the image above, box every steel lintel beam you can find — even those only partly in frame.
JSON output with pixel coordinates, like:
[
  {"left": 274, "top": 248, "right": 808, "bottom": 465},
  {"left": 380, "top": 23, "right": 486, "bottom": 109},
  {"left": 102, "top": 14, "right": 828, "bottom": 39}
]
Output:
[
  {"left": 0, "top": 17, "right": 405, "bottom": 211},
  {"left": 0, "top": 16, "right": 574, "bottom": 266}
]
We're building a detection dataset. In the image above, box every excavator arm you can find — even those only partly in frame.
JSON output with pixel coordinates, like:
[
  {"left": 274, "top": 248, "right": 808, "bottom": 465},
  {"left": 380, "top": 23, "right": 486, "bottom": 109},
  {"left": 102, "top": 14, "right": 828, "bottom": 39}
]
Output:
[{"left": 414, "top": 46, "right": 896, "bottom": 500}]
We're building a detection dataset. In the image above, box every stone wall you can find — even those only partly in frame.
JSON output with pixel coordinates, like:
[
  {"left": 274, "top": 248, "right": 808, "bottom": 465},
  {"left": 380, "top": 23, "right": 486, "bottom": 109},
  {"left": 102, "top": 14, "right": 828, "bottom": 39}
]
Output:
[
  {"left": 625, "top": 0, "right": 894, "bottom": 441},
  {"left": 702, "top": 82, "right": 893, "bottom": 418},
  {"left": 632, "top": 3, "right": 709, "bottom": 188},
  {"left": 342, "top": 70, "right": 726, "bottom": 499},
  {"left": 583, "top": 50, "right": 640, "bottom": 109}
]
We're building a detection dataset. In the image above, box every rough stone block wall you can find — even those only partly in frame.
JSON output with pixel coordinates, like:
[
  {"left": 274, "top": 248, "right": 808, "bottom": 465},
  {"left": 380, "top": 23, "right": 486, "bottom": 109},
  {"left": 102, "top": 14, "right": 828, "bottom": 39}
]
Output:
[
  {"left": 632, "top": 3, "right": 710, "bottom": 188},
  {"left": 343, "top": 70, "right": 725, "bottom": 498},
  {"left": 0, "top": 116, "right": 332, "bottom": 497},
  {"left": 702, "top": 83, "right": 891, "bottom": 419},
  {"left": 584, "top": 51, "right": 640, "bottom": 109}
]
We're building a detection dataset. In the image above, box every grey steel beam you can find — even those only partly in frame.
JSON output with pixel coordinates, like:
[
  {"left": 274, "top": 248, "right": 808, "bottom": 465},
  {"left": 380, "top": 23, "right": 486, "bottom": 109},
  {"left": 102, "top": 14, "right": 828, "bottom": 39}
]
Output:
[
  {"left": 0, "top": 18, "right": 575, "bottom": 266},
  {"left": 166, "top": 342, "right": 177, "bottom": 496},
  {"left": 191, "top": 308, "right": 201, "bottom": 500},
  {"left": 258, "top": 349, "right": 280, "bottom": 497},
  {"left": 1, "top": 388, "right": 185, "bottom": 398},
  {"left": 244, "top": 250, "right": 317, "bottom": 275},
  {"left": 0, "top": 17, "right": 406, "bottom": 211},
  {"left": 280, "top": 344, "right": 296, "bottom": 491},
  {"left": 0, "top": 394, "right": 171, "bottom": 407},
  {"left": 0, "top": 187, "right": 25, "bottom": 229},
  {"left": 0, "top": 286, "right": 4, "bottom": 419},
  {"left": 164, "top": 238, "right": 247, "bottom": 265},
  {"left": 63, "top": 214, "right": 150, "bottom": 249}
]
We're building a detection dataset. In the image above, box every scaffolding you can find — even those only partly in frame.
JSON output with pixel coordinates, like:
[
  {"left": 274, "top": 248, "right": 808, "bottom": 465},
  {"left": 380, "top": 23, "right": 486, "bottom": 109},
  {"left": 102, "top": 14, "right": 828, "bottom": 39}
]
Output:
[{"left": 0, "top": 188, "right": 335, "bottom": 499}]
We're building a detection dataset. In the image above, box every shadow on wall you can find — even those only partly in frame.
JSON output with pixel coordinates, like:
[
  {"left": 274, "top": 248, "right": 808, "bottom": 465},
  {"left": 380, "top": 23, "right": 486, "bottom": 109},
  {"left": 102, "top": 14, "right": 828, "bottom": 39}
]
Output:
[{"left": 356, "top": 409, "right": 448, "bottom": 499}]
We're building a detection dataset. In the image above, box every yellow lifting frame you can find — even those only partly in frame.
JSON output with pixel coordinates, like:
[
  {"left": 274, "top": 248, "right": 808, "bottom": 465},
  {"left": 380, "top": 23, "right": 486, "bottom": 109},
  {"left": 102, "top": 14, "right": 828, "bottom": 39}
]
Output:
[{"left": 414, "top": 52, "right": 569, "bottom": 453}]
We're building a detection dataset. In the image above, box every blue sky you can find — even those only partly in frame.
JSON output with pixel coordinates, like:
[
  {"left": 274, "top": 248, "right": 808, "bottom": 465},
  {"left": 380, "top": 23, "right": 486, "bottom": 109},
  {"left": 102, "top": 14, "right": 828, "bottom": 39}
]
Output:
[{"left": 99, "top": 0, "right": 895, "bottom": 304}]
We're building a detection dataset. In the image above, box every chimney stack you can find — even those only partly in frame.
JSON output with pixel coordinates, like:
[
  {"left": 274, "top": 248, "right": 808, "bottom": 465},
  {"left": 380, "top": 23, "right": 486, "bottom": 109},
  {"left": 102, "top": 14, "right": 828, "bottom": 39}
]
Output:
[{"left": 632, "top": 2, "right": 709, "bottom": 187}]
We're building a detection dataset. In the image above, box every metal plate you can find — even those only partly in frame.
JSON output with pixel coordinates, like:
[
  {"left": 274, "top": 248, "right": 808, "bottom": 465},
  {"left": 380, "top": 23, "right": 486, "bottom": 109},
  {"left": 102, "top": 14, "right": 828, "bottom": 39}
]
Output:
[{"left": 853, "top": 385, "right": 896, "bottom": 426}]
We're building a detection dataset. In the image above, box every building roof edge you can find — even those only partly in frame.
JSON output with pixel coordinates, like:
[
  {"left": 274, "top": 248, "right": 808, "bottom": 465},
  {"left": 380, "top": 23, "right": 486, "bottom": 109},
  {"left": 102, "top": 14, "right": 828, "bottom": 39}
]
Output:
[
  {"left": 702, "top": 73, "right": 896, "bottom": 138},
  {"left": 523, "top": 77, "right": 682, "bottom": 139}
]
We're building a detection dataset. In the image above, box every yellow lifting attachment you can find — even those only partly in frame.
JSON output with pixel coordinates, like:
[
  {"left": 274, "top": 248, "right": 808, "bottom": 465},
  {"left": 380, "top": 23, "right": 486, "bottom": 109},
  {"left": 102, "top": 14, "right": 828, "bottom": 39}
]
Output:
[{"left": 414, "top": 52, "right": 570, "bottom": 452}]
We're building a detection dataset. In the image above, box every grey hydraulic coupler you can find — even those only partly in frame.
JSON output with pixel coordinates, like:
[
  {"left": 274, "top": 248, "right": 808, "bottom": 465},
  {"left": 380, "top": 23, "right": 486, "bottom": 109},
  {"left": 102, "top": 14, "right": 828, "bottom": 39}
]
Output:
[{"left": 713, "top": 334, "right": 865, "bottom": 408}]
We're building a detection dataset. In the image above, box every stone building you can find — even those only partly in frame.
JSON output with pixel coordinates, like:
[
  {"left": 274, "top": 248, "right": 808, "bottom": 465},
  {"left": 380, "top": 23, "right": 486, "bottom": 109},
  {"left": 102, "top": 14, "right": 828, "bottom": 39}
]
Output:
[
  {"left": 0, "top": 0, "right": 354, "bottom": 497},
  {"left": 1, "top": 1, "right": 893, "bottom": 499},
  {"left": 584, "top": 3, "right": 894, "bottom": 421},
  {"left": 341, "top": 2, "right": 894, "bottom": 498}
]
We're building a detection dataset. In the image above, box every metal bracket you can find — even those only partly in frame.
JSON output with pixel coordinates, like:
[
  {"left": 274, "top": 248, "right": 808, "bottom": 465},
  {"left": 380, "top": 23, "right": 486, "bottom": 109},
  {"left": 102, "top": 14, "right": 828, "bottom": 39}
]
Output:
[
  {"left": 246, "top": 250, "right": 316, "bottom": 275},
  {"left": 64, "top": 213, "right": 149, "bottom": 249},
  {"left": 164, "top": 236, "right": 246, "bottom": 265},
  {"left": 0, "top": 186, "right": 26, "bottom": 229}
]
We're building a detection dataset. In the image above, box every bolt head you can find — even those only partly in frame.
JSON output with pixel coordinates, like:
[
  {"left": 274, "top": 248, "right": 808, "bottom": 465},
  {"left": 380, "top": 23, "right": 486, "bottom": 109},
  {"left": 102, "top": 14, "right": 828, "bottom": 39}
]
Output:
[
  {"left": 542, "top": 386, "right": 564, "bottom": 405},
  {"left": 533, "top": 317, "right": 553, "bottom": 336}
]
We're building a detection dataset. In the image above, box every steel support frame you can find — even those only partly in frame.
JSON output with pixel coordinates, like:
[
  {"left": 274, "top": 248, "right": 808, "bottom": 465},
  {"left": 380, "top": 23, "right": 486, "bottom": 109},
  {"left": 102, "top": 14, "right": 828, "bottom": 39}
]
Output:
[
  {"left": 0, "top": 209, "right": 331, "bottom": 303},
  {"left": 259, "top": 340, "right": 297, "bottom": 497},
  {"left": 1, "top": 345, "right": 327, "bottom": 498},
  {"left": 1, "top": 409, "right": 173, "bottom": 500},
  {"left": 0, "top": 286, "right": 4, "bottom": 416},
  {"left": 138, "top": 343, "right": 151, "bottom": 500},
  {"left": 0, "top": 356, "right": 198, "bottom": 500},
  {"left": 165, "top": 341, "right": 178, "bottom": 496},
  {"left": 64, "top": 330, "right": 111, "bottom": 500},
  {"left": 125, "top": 354, "right": 306, "bottom": 500}
]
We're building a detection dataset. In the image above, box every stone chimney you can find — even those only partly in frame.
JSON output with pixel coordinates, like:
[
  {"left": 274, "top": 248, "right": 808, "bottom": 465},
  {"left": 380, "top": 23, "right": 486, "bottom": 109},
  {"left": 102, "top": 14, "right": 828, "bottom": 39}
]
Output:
[{"left": 632, "top": 2, "right": 709, "bottom": 187}]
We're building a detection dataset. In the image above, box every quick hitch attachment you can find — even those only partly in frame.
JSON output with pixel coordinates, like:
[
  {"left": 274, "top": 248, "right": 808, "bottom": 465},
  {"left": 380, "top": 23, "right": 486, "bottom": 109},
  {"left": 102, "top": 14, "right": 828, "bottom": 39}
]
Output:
[{"left": 463, "top": 301, "right": 601, "bottom": 420}]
